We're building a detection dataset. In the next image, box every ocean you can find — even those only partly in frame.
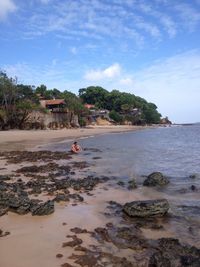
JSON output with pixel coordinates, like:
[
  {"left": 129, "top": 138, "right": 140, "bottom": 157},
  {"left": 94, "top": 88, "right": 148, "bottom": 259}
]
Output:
[{"left": 47, "top": 125, "right": 200, "bottom": 246}]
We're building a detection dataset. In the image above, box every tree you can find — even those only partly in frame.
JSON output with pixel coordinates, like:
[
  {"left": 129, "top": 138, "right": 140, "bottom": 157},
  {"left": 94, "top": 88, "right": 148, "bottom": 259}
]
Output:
[
  {"left": 109, "top": 110, "right": 123, "bottom": 124},
  {"left": 142, "top": 103, "right": 161, "bottom": 124},
  {"left": 61, "top": 90, "right": 88, "bottom": 125},
  {"left": 0, "top": 71, "right": 36, "bottom": 129},
  {"left": 35, "top": 84, "right": 47, "bottom": 97},
  {"left": 79, "top": 86, "right": 109, "bottom": 108}
]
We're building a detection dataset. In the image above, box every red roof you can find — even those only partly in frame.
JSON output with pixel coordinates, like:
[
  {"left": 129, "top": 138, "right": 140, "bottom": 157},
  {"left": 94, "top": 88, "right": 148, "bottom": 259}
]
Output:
[
  {"left": 45, "top": 99, "right": 65, "bottom": 105},
  {"left": 84, "top": 104, "right": 95, "bottom": 109}
]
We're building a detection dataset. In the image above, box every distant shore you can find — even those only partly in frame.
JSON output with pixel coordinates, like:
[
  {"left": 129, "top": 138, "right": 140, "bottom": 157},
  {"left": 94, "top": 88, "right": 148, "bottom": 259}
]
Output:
[{"left": 0, "top": 125, "right": 151, "bottom": 151}]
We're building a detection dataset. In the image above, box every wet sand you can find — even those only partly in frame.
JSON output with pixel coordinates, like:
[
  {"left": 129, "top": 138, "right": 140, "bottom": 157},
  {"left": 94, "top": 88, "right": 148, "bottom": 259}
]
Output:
[
  {"left": 0, "top": 126, "right": 147, "bottom": 151},
  {"left": 0, "top": 126, "right": 146, "bottom": 267},
  {"left": 0, "top": 126, "right": 199, "bottom": 267}
]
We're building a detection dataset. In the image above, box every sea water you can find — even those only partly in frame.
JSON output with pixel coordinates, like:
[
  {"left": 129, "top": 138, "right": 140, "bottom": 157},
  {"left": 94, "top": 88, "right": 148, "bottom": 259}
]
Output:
[{"left": 47, "top": 125, "right": 200, "bottom": 246}]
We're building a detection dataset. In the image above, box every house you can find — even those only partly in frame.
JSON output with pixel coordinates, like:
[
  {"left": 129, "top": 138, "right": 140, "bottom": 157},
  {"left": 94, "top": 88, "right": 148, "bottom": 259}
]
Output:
[
  {"left": 40, "top": 99, "right": 66, "bottom": 112},
  {"left": 84, "top": 104, "right": 95, "bottom": 110}
]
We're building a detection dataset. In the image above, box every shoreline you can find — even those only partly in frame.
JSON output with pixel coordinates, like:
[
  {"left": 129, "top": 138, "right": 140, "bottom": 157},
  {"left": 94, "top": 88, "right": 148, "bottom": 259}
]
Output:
[
  {"left": 0, "top": 125, "right": 151, "bottom": 151},
  {"left": 1, "top": 125, "right": 199, "bottom": 267}
]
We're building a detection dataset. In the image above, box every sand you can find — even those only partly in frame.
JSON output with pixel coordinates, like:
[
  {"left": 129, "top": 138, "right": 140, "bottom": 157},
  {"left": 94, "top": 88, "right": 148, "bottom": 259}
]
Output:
[
  {"left": 0, "top": 125, "right": 146, "bottom": 151},
  {"left": 0, "top": 125, "right": 149, "bottom": 267},
  {"left": 0, "top": 125, "right": 199, "bottom": 267}
]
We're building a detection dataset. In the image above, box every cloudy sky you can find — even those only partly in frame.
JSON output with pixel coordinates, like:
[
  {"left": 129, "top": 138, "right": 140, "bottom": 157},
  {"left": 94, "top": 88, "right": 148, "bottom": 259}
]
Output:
[{"left": 0, "top": 0, "right": 200, "bottom": 123}]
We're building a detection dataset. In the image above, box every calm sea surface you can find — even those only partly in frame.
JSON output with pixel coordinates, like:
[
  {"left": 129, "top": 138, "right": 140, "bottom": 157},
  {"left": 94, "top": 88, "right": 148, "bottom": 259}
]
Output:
[
  {"left": 46, "top": 125, "right": 200, "bottom": 246},
  {"left": 79, "top": 125, "right": 200, "bottom": 177},
  {"left": 48, "top": 125, "right": 200, "bottom": 177}
]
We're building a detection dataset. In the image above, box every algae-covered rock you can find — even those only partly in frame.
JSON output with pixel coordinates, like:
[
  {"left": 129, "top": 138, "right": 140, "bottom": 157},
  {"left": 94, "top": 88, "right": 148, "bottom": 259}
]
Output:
[
  {"left": 123, "top": 199, "right": 169, "bottom": 217},
  {"left": 31, "top": 200, "right": 54, "bottom": 216},
  {"left": 143, "top": 172, "right": 169, "bottom": 186}
]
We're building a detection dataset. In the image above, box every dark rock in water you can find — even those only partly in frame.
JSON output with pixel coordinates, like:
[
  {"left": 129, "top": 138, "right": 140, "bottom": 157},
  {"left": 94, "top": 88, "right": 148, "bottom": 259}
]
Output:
[
  {"left": 31, "top": 200, "right": 54, "bottom": 216},
  {"left": 56, "top": 253, "right": 63, "bottom": 258},
  {"left": 53, "top": 193, "right": 69, "bottom": 202},
  {"left": 143, "top": 172, "right": 169, "bottom": 186},
  {"left": 189, "top": 173, "right": 200, "bottom": 179},
  {"left": 0, "top": 229, "right": 10, "bottom": 237},
  {"left": 117, "top": 181, "right": 125, "bottom": 186},
  {"left": 63, "top": 235, "right": 83, "bottom": 247},
  {"left": 70, "top": 227, "right": 88, "bottom": 234},
  {"left": 128, "top": 179, "right": 137, "bottom": 189},
  {"left": 0, "top": 207, "right": 8, "bottom": 216},
  {"left": 61, "top": 263, "right": 75, "bottom": 267},
  {"left": 149, "top": 238, "right": 200, "bottom": 267},
  {"left": 0, "top": 175, "right": 11, "bottom": 181},
  {"left": 191, "top": 185, "right": 197, "bottom": 191},
  {"left": 94, "top": 227, "right": 111, "bottom": 243},
  {"left": 123, "top": 199, "right": 169, "bottom": 217},
  {"left": 69, "top": 194, "right": 84, "bottom": 202}
]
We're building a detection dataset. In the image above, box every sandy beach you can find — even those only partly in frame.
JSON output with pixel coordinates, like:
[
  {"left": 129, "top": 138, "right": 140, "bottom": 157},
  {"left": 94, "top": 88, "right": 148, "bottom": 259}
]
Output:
[
  {"left": 0, "top": 125, "right": 150, "bottom": 267},
  {"left": 0, "top": 125, "right": 146, "bottom": 151},
  {"left": 0, "top": 126, "right": 199, "bottom": 267}
]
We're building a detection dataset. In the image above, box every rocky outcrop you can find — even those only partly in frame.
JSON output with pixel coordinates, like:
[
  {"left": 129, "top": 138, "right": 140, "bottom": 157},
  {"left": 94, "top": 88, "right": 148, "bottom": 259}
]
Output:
[
  {"left": 143, "top": 172, "right": 169, "bottom": 186},
  {"left": 123, "top": 199, "right": 169, "bottom": 217},
  {"left": 31, "top": 200, "right": 54, "bottom": 216},
  {"left": 0, "top": 188, "right": 55, "bottom": 216}
]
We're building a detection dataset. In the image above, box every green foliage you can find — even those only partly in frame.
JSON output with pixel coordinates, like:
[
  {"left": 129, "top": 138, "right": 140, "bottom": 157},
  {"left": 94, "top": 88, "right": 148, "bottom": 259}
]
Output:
[
  {"left": 0, "top": 71, "right": 36, "bottom": 129},
  {"left": 78, "top": 86, "right": 162, "bottom": 124},
  {"left": 35, "top": 84, "right": 47, "bottom": 96},
  {"left": 109, "top": 110, "right": 123, "bottom": 123},
  {"left": 79, "top": 86, "right": 109, "bottom": 109},
  {"left": 142, "top": 103, "right": 161, "bottom": 124},
  {"left": 0, "top": 70, "right": 162, "bottom": 129}
]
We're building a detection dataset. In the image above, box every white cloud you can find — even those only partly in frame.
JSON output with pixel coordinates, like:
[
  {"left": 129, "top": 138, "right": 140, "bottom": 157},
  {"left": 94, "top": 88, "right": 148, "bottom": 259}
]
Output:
[
  {"left": 84, "top": 63, "right": 121, "bottom": 81},
  {"left": 125, "top": 50, "right": 200, "bottom": 123},
  {"left": 70, "top": 47, "right": 77, "bottom": 55},
  {"left": 3, "top": 50, "right": 200, "bottom": 123},
  {"left": 0, "top": 0, "right": 17, "bottom": 21},
  {"left": 119, "top": 77, "right": 134, "bottom": 87},
  {"left": 84, "top": 50, "right": 200, "bottom": 123},
  {"left": 174, "top": 3, "right": 200, "bottom": 31}
]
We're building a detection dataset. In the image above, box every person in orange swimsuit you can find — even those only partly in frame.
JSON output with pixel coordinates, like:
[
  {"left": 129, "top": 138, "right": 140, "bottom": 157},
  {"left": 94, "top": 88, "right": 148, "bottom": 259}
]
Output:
[{"left": 71, "top": 141, "right": 82, "bottom": 153}]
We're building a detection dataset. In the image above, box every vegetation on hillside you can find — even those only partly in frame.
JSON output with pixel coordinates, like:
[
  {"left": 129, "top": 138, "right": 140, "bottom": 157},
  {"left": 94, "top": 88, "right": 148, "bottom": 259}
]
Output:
[
  {"left": 79, "top": 86, "right": 161, "bottom": 124},
  {"left": 0, "top": 71, "right": 162, "bottom": 129}
]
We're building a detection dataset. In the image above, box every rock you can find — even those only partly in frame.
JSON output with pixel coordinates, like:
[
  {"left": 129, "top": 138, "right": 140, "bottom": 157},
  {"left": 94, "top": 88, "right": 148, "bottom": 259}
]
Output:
[
  {"left": 0, "top": 175, "right": 11, "bottom": 181},
  {"left": 143, "top": 172, "right": 169, "bottom": 186},
  {"left": 54, "top": 193, "right": 69, "bottom": 202},
  {"left": 149, "top": 238, "right": 200, "bottom": 267},
  {"left": 70, "top": 227, "right": 88, "bottom": 234},
  {"left": 191, "top": 185, "right": 197, "bottom": 191},
  {"left": 0, "top": 207, "right": 8, "bottom": 216},
  {"left": 56, "top": 253, "right": 63, "bottom": 258},
  {"left": 128, "top": 179, "right": 137, "bottom": 189},
  {"left": 189, "top": 173, "right": 200, "bottom": 179},
  {"left": 94, "top": 227, "right": 111, "bottom": 242},
  {"left": 63, "top": 235, "right": 83, "bottom": 247},
  {"left": 69, "top": 194, "right": 84, "bottom": 202},
  {"left": 31, "top": 200, "right": 54, "bottom": 216},
  {"left": 61, "top": 263, "right": 75, "bottom": 267},
  {"left": 0, "top": 229, "right": 10, "bottom": 237},
  {"left": 117, "top": 181, "right": 125, "bottom": 186},
  {"left": 123, "top": 199, "right": 169, "bottom": 217}
]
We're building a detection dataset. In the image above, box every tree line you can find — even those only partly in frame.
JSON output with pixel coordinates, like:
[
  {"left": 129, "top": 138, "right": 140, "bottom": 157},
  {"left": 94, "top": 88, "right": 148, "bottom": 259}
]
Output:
[{"left": 0, "top": 71, "right": 162, "bottom": 130}]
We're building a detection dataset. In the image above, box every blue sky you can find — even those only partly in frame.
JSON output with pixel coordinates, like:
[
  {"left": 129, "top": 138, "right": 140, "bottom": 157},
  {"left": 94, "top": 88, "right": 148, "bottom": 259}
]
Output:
[{"left": 0, "top": 0, "right": 200, "bottom": 123}]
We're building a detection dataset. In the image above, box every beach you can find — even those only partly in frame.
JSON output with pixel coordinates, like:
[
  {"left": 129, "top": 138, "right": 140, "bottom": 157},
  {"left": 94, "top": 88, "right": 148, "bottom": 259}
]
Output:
[
  {"left": 0, "top": 126, "right": 148, "bottom": 267},
  {"left": 0, "top": 125, "right": 200, "bottom": 267},
  {"left": 0, "top": 125, "right": 146, "bottom": 151}
]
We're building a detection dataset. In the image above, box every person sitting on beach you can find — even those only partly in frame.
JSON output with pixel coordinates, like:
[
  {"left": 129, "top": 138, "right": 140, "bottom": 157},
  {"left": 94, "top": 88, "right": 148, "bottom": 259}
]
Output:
[{"left": 71, "top": 141, "right": 82, "bottom": 153}]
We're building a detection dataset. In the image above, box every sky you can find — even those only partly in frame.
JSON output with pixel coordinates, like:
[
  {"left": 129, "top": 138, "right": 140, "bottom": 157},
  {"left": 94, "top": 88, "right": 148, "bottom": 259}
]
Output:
[{"left": 0, "top": 0, "right": 200, "bottom": 123}]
